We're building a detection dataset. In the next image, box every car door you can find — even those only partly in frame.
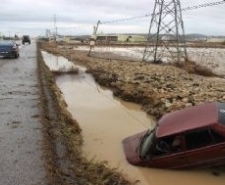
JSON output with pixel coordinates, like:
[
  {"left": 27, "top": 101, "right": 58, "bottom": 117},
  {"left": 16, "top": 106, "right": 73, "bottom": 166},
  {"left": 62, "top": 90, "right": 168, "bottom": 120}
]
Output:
[
  {"left": 184, "top": 128, "right": 225, "bottom": 168},
  {"left": 149, "top": 135, "right": 189, "bottom": 169}
]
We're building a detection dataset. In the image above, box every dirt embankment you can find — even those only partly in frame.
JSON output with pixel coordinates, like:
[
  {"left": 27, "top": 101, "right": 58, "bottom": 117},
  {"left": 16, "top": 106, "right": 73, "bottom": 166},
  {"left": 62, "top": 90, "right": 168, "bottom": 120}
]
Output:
[
  {"left": 40, "top": 42, "right": 225, "bottom": 119},
  {"left": 37, "top": 42, "right": 131, "bottom": 185}
]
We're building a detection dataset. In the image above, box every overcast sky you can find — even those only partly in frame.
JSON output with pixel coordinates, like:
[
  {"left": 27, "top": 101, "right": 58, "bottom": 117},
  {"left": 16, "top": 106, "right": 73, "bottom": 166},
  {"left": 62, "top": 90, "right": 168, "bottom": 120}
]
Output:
[{"left": 1, "top": 0, "right": 225, "bottom": 37}]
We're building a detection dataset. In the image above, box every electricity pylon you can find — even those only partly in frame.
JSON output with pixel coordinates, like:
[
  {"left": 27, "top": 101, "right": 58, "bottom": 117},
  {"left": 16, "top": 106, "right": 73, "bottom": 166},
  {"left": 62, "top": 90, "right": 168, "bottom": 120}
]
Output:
[{"left": 143, "top": 0, "right": 187, "bottom": 63}]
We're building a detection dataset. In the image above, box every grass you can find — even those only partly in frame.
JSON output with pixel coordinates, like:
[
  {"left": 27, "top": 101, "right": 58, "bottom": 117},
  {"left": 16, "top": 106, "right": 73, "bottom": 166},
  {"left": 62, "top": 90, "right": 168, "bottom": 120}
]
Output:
[{"left": 52, "top": 65, "right": 79, "bottom": 75}]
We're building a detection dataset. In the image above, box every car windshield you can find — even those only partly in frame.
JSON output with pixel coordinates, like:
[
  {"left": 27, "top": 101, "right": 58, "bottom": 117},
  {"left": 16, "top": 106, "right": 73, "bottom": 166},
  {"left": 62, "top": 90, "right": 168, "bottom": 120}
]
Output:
[
  {"left": 0, "top": 40, "right": 13, "bottom": 45},
  {"left": 139, "top": 129, "right": 156, "bottom": 159}
]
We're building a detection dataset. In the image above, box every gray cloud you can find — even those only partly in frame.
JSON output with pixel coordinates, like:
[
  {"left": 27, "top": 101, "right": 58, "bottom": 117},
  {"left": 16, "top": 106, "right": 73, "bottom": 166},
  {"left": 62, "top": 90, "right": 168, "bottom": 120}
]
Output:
[{"left": 0, "top": 0, "right": 225, "bottom": 36}]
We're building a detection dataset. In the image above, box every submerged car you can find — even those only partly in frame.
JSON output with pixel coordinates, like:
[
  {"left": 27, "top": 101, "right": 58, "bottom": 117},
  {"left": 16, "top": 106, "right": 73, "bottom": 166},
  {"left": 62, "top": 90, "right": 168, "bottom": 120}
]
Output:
[
  {"left": 123, "top": 102, "right": 225, "bottom": 169},
  {"left": 0, "top": 40, "right": 20, "bottom": 58}
]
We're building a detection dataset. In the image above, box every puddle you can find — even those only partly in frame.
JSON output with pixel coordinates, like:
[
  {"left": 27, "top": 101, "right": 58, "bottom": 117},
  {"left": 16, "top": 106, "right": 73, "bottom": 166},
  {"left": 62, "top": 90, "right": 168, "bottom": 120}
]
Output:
[
  {"left": 41, "top": 50, "right": 85, "bottom": 72},
  {"left": 42, "top": 51, "right": 225, "bottom": 185}
]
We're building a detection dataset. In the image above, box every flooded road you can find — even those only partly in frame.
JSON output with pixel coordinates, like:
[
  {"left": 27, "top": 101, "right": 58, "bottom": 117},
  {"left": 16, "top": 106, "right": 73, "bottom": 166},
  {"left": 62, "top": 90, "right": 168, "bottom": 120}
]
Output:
[{"left": 42, "top": 51, "right": 225, "bottom": 185}]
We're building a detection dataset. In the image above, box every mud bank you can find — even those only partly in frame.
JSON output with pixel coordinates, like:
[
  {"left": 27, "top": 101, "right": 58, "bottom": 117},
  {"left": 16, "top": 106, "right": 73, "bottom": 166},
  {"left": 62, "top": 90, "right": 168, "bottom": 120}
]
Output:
[{"left": 40, "top": 42, "right": 225, "bottom": 119}]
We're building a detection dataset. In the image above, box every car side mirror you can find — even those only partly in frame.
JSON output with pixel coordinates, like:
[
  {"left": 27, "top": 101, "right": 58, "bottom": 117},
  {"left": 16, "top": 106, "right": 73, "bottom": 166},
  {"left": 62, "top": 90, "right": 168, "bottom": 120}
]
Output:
[{"left": 16, "top": 43, "right": 20, "bottom": 46}]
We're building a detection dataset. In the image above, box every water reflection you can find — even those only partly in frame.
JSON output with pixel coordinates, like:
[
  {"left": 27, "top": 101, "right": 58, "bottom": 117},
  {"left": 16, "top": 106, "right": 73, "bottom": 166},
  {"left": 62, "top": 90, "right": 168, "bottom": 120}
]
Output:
[{"left": 41, "top": 50, "right": 86, "bottom": 72}]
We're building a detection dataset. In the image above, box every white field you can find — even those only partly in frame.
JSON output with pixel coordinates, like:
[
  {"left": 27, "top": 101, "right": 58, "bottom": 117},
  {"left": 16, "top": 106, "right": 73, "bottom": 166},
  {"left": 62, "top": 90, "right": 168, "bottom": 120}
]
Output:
[{"left": 73, "top": 46, "right": 225, "bottom": 77}]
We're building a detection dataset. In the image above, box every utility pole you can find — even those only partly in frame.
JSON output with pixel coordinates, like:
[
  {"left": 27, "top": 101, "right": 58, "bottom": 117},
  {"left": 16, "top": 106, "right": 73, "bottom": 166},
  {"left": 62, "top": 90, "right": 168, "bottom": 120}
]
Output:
[
  {"left": 54, "top": 14, "right": 57, "bottom": 42},
  {"left": 88, "top": 20, "right": 101, "bottom": 56},
  {"left": 143, "top": 0, "right": 187, "bottom": 63}
]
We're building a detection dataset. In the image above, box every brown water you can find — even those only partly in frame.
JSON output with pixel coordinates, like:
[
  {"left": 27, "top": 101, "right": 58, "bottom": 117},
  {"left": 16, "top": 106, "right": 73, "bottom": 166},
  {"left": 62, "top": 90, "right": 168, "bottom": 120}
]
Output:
[{"left": 42, "top": 51, "right": 225, "bottom": 185}]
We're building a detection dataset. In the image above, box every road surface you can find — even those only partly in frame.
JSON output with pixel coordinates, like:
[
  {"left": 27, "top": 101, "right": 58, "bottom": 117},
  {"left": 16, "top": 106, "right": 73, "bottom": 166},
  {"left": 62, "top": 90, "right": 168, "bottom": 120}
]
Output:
[{"left": 0, "top": 42, "right": 46, "bottom": 185}]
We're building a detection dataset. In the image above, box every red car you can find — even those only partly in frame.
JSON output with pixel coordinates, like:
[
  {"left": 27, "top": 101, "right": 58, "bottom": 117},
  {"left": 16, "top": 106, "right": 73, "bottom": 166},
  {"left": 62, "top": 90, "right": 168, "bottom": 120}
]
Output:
[{"left": 123, "top": 102, "right": 225, "bottom": 169}]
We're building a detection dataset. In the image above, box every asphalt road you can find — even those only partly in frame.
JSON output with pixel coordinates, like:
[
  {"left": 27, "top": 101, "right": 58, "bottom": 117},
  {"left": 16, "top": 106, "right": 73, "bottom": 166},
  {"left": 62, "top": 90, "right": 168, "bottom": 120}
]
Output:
[{"left": 0, "top": 41, "right": 46, "bottom": 185}]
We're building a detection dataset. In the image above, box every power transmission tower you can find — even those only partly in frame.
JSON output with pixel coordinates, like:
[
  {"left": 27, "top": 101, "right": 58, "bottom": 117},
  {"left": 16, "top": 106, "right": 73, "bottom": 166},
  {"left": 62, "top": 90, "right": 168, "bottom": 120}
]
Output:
[{"left": 143, "top": 0, "right": 187, "bottom": 63}]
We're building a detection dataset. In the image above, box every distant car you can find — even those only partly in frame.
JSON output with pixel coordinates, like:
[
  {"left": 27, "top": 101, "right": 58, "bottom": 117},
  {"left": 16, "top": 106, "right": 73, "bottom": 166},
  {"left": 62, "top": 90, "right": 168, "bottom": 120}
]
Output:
[
  {"left": 22, "top": 35, "right": 31, "bottom": 44},
  {"left": 0, "top": 40, "right": 20, "bottom": 58},
  {"left": 123, "top": 102, "right": 225, "bottom": 169}
]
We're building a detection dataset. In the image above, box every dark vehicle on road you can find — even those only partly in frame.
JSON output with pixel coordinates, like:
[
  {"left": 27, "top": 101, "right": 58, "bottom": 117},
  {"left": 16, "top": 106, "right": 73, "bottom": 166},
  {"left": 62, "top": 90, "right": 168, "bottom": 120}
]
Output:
[
  {"left": 22, "top": 35, "right": 31, "bottom": 44},
  {"left": 123, "top": 102, "right": 225, "bottom": 169},
  {"left": 0, "top": 40, "right": 20, "bottom": 58}
]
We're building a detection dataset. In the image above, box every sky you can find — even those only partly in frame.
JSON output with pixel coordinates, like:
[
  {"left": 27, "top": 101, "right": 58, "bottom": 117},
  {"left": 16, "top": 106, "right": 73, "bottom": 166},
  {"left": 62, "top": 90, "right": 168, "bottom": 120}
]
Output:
[{"left": 0, "top": 0, "right": 225, "bottom": 37}]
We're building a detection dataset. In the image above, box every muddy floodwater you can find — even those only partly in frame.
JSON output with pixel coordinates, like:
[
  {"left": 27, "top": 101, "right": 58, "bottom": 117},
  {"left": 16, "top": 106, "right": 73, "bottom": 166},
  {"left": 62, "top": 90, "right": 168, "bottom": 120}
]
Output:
[{"left": 42, "top": 51, "right": 225, "bottom": 185}]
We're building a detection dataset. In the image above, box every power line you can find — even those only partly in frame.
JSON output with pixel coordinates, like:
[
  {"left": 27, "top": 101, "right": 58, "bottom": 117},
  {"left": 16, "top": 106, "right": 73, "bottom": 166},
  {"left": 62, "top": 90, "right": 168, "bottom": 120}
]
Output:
[
  {"left": 182, "top": 0, "right": 225, "bottom": 11},
  {"left": 101, "top": 0, "right": 225, "bottom": 25},
  {"left": 101, "top": 14, "right": 150, "bottom": 24},
  {"left": 59, "top": 0, "right": 225, "bottom": 33}
]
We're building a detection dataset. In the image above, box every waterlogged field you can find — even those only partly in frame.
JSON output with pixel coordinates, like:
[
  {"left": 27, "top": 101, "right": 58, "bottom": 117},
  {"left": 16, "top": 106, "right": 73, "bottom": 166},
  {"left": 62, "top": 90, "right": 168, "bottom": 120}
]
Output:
[{"left": 74, "top": 46, "right": 225, "bottom": 76}]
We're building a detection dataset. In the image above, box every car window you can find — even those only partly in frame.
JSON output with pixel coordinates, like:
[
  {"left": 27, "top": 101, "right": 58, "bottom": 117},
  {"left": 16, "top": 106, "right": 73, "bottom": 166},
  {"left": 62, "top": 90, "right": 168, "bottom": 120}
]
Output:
[
  {"left": 210, "top": 129, "right": 225, "bottom": 143},
  {"left": 171, "top": 135, "right": 182, "bottom": 151},
  {"left": 185, "top": 128, "right": 224, "bottom": 150},
  {"left": 218, "top": 102, "right": 225, "bottom": 125},
  {"left": 152, "top": 135, "right": 184, "bottom": 156},
  {"left": 0, "top": 40, "right": 13, "bottom": 45}
]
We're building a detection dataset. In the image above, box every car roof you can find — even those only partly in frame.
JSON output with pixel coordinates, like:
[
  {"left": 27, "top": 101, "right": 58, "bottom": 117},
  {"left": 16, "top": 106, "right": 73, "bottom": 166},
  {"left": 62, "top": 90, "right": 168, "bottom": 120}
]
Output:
[{"left": 156, "top": 102, "right": 225, "bottom": 138}]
